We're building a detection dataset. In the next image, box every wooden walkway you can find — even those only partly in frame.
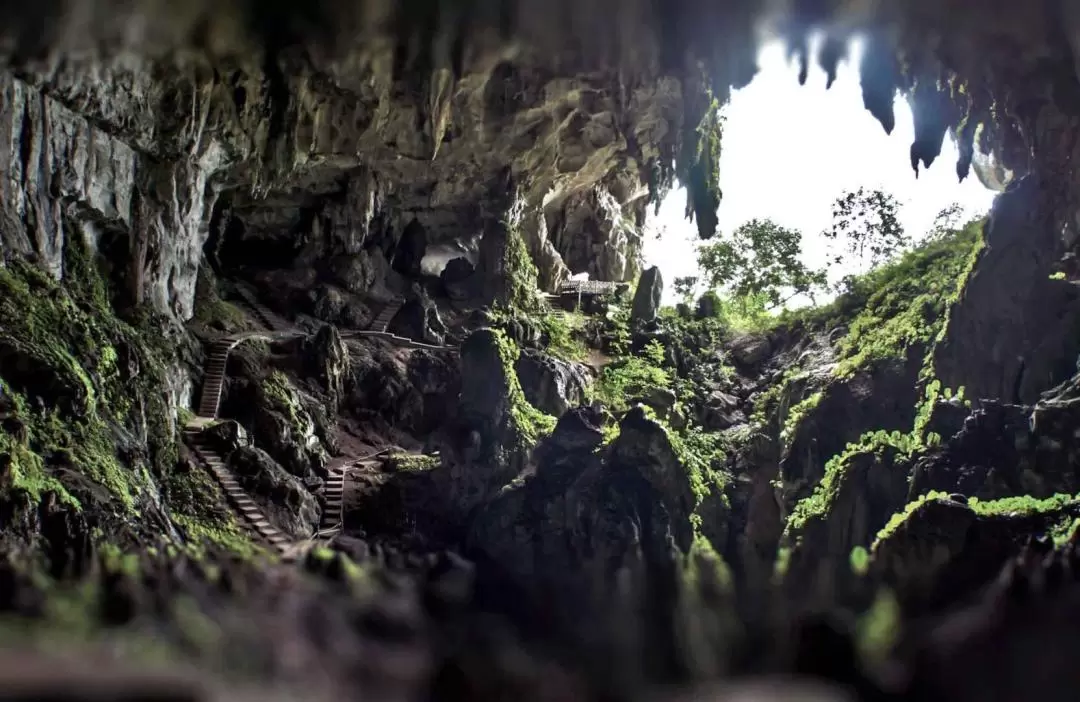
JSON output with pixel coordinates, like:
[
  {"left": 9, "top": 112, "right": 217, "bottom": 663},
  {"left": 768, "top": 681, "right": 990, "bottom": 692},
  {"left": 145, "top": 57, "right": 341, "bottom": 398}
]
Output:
[{"left": 184, "top": 286, "right": 453, "bottom": 564}]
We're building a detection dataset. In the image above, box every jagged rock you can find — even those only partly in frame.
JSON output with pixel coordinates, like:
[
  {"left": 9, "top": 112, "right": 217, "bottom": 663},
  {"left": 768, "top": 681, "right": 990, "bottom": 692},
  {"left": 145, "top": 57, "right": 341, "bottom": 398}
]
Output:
[
  {"left": 701, "top": 390, "right": 745, "bottom": 431},
  {"left": 909, "top": 402, "right": 1035, "bottom": 500},
  {"left": 549, "top": 185, "right": 642, "bottom": 283},
  {"left": 253, "top": 373, "right": 330, "bottom": 484},
  {"left": 227, "top": 446, "right": 319, "bottom": 539},
  {"left": 329, "top": 248, "right": 393, "bottom": 295},
  {"left": 608, "top": 407, "right": 697, "bottom": 532},
  {"left": 300, "top": 325, "right": 350, "bottom": 409},
  {"left": 202, "top": 420, "right": 251, "bottom": 455},
  {"left": 729, "top": 334, "right": 772, "bottom": 368},
  {"left": 387, "top": 291, "right": 447, "bottom": 345},
  {"left": 440, "top": 257, "right": 477, "bottom": 301},
  {"left": 630, "top": 266, "right": 663, "bottom": 325},
  {"left": 544, "top": 406, "right": 606, "bottom": 455},
  {"left": 779, "top": 446, "right": 912, "bottom": 609},
  {"left": 457, "top": 329, "right": 515, "bottom": 455},
  {"left": 308, "top": 285, "right": 371, "bottom": 329},
  {"left": 514, "top": 349, "right": 591, "bottom": 417},
  {"left": 933, "top": 177, "right": 1080, "bottom": 405},
  {"left": 781, "top": 351, "right": 923, "bottom": 504},
  {"left": 392, "top": 219, "right": 429, "bottom": 279}
]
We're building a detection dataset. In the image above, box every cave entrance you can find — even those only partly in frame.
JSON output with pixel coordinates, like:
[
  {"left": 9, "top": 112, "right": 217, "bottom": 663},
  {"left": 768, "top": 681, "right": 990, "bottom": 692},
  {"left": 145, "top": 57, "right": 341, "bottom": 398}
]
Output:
[{"left": 643, "top": 36, "right": 998, "bottom": 310}]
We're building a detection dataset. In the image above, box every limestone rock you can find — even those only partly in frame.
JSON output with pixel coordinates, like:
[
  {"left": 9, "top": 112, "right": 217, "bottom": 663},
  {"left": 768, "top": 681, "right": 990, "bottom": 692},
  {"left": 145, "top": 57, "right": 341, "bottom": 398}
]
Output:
[
  {"left": 631, "top": 266, "right": 663, "bottom": 325},
  {"left": 440, "top": 257, "right": 478, "bottom": 302},
  {"left": 226, "top": 446, "right": 319, "bottom": 539},
  {"left": 253, "top": 373, "right": 331, "bottom": 484},
  {"left": 514, "top": 349, "right": 591, "bottom": 417},
  {"left": 933, "top": 177, "right": 1080, "bottom": 405},
  {"left": 387, "top": 291, "right": 448, "bottom": 345},
  {"left": 300, "top": 325, "right": 350, "bottom": 409}
]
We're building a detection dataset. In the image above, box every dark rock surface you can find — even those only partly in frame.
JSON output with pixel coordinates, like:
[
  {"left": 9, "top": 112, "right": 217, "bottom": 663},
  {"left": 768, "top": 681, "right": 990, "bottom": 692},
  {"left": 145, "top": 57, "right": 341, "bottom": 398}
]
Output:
[
  {"left": 514, "top": 349, "right": 591, "bottom": 417},
  {"left": 631, "top": 266, "right": 664, "bottom": 325}
]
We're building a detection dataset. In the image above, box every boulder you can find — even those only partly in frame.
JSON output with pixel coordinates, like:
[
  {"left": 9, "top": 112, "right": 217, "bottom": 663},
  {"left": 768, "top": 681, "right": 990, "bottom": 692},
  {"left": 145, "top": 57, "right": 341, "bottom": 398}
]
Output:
[
  {"left": 728, "top": 334, "right": 772, "bottom": 368},
  {"left": 514, "top": 349, "right": 591, "bottom": 417},
  {"left": 252, "top": 373, "right": 330, "bottom": 484},
  {"left": 300, "top": 324, "right": 350, "bottom": 408},
  {"left": 227, "top": 446, "right": 320, "bottom": 539},
  {"left": 631, "top": 266, "right": 663, "bottom": 324},
  {"left": 387, "top": 288, "right": 448, "bottom": 345},
  {"left": 440, "top": 257, "right": 477, "bottom": 301},
  {"left": 392, "top": 219, "right": 428, "bottom": 279}
]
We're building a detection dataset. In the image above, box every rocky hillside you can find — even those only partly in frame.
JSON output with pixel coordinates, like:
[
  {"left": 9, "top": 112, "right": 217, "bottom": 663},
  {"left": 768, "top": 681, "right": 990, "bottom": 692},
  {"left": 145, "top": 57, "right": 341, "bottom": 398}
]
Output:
[{"left": 2, "top": 2, "right": 1080, "bottom": 701}]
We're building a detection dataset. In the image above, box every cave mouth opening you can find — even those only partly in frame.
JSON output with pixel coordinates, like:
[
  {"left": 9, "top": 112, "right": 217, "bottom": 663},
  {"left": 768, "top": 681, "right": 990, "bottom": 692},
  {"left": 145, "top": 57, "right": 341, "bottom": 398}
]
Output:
[{"left": 644, "top": 35, "right": 999, "bottom": 308}]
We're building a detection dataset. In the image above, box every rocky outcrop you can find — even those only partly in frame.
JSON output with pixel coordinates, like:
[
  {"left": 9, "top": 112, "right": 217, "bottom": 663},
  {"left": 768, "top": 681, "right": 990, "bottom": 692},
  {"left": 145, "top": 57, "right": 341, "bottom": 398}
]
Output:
[
  {"left": 933, "top": 178, "right": 1080, "bottom": 405},
  {"left": 227, "top": 446, "right": 320, "bottom": 539},
  {"left": 631, "top": 266, "right": 664, "bottom": 324},
  {"left": 387, "top": 289, "right": 448, "bottom": 345},
  {"left": 780, "top": 350, "right": 923, "bottom": 505},
  {"left": 514, "top": 350, "right": 592, "bottom": 417}
]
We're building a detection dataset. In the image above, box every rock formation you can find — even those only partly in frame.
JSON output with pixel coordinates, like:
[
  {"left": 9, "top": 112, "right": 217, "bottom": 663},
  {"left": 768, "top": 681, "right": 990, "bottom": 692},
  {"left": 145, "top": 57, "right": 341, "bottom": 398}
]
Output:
[{"left": 3, "top": 2, "right": 1080, "bottom": 701}]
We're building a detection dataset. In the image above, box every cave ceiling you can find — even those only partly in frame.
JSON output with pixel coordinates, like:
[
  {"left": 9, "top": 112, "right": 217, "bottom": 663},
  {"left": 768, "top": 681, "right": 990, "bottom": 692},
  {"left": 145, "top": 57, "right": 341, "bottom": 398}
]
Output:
[{"left": 2, "top": 0, "right": 1079, "bottom": 295}]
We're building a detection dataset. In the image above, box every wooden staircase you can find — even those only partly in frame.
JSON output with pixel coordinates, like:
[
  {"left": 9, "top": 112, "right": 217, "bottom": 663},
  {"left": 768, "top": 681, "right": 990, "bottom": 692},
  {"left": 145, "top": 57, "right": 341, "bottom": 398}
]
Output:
[
  {"left": 196, "top": 337, "right": 237, "bottom": 418},
  {"left": 235, "top": 285, "right": 291, "bottom": 332},
  {"left": 369, "top": 297, "right": 404, "bottom": 332},
  {"left": 184, "top": 428, "right": 308, "bottom": 563},
  {"left": 318, "top": 462, "right": 347, "bottom": 537}
]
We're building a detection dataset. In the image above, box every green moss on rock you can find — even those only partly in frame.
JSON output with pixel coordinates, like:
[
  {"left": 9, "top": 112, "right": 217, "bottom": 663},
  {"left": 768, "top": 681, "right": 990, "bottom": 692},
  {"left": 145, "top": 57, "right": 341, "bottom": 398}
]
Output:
[{"left": 492, "top": 330, "right": 557, "bottom": 447}]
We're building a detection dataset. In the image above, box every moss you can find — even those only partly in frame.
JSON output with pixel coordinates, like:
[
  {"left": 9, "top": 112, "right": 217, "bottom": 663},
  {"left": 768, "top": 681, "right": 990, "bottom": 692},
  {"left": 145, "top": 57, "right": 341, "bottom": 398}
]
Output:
[
  {"left": 684, "top": 532, "right": 733, "bottom": 592},
  {"left": 163, "top": 456, "right": 259, "bottom": 559},
  {"left": 500, "top": 220, "right": 544, "bottom": 315},
  {"left": 871, "top": 491, "right": 953, "bottom": 551},
  {"left": 492, "top": 330, "right": 557, "bottom": 447},
  {"left": 262, "top": 371, "right": 303, "bottom": 426},
  {"left": 537, "top": 311, "right": 588, "bottom": 363},
  {"left": 386, "top": 452, "right": 441, "bottom": 472},
  {"left": 784, "top": 430, "right": 916, "bottom": 546},
  {"left": 779, "top": 391, "right": 823, "bottom": 446},
  {"left": 0, "top": 250, "right": 183, "bottom": 515},
  {"left": 831, "top": 221, "right": 983, "bottom": 380},
  {"left": 856, "top": 588, "right": 902, "bottom": 664}
]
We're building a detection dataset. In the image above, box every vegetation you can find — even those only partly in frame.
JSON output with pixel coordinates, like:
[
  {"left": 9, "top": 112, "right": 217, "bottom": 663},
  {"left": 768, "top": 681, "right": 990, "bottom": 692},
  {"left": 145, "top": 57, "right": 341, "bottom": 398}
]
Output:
[
  {"left": 696, "top": 218, "right": 826, "bottom": 308},
  {"left": 823, "top": 187, "right": 908, "bottom": 273},
  {"left": 0, "top": 245, "right": 178, "bottom": 516},
  {"left": 387, "top": 452, "right": 441, "bottom": 472},
  {"left": 492, "top": 330, "right": 557, "bottom": 447},
  {"left": 593, "top": 339, "right": 672, "bottom": 413}
]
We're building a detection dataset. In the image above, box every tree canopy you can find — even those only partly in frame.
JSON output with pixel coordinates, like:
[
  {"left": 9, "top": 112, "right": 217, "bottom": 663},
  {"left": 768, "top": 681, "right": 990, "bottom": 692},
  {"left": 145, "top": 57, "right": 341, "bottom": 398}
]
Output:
[{"left": 696, "top": 218, "right": 826, "bottom": 308}]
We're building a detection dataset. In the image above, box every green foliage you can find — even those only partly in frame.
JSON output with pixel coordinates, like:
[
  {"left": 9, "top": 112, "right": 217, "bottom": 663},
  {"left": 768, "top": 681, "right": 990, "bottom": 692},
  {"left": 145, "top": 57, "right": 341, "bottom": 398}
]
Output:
[
  {"left": 697, "top": 218, "right": 826, "bottom": 308},
  {"left": 849, "top": 545, "right": 870, "bottom": 575},
  {"left": 0, "top": 248, "right": 179, "bottom": 516},
  {"left": 666, "top": 424, "right": 732, "bottom": 507},
  {"left": 673, "top": 276, "right": 701, "bottom": 305},
  {"left": 829, "top": 220, "right": 983, "bottom": 379},
  {"left": 537, "top": 311, "right": 588, "bottom": 362},
  {"left": 823, "top": 187, "right": 908, "bottom": 271},
  {"left": 856, "top": 588, "right": 901, "bottom": 664},
  {"left": 387, "top": 452, "right": 441, "bottom": 472},
  {"left": 492, "top": 330, "right": 557, "bottom": 447},
  {"left": 872, "top": 491, "right": 952, "bottom": 551},
  {"left": 780, "top": 391, "right": 823, "bottom": 446},
  {"left": 500, "top": 220, "right": 544, "bottom": 315},
  {"left": 786, "top": 430, "right": 916, "bottom": 543},
  {"left": 593, "top": 340, "right": 672, "bottom": 413}
]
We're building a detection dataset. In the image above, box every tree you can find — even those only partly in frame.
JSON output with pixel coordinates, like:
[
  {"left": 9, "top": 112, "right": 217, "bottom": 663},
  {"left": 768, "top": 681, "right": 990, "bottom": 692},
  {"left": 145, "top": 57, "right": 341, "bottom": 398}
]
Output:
[
  {"left": 696, "top": 218, "right": 826, "bottom": 308},
  {"left": 926, "top": 202, "right": 966, "bottom": 241},
  {"left": 823, "top": 187, "right": 908, "bottom": 268},
  {"left": 673, "top": 276, "right": 700, "bottom": 304}
]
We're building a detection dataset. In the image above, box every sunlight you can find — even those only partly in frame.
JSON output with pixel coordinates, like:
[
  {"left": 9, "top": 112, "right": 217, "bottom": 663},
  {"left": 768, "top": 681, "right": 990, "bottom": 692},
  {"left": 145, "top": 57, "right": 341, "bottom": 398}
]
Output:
[{"left": 644, "top": 37, "right": 997, "bottom": 304}]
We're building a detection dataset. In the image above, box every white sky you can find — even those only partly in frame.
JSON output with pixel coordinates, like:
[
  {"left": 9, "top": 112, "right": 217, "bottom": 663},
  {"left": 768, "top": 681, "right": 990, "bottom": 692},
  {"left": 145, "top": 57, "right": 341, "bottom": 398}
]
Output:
[{"left": 643, "top": 38, "right": 997, "bottom": 305}]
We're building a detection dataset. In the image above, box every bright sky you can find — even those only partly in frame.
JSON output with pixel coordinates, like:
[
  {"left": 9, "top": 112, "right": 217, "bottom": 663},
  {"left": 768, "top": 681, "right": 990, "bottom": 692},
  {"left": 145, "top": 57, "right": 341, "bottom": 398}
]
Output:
[{"left": 643, "top": 38, "right": 997, "bottom": 305}]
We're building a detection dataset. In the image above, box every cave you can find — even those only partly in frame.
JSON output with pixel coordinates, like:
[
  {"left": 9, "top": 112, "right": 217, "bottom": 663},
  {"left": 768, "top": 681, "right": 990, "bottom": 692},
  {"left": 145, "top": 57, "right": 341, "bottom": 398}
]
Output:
[{"left": 1, "top": 2, "right": 1080, "bottom": 701}]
